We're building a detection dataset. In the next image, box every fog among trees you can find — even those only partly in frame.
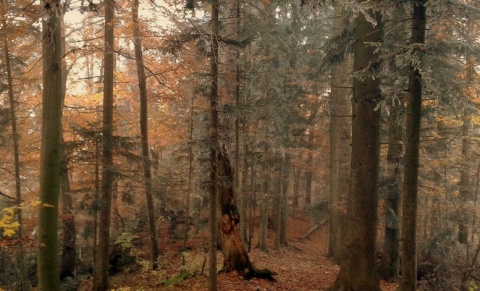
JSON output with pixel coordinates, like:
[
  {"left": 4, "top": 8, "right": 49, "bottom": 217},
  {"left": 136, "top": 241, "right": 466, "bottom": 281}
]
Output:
[{"left": 1, "top": 0, "right": 480, "bottom": 290}]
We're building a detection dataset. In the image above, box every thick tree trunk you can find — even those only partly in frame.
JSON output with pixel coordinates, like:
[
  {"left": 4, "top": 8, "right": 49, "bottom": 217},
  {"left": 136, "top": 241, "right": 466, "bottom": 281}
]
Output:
[
  {"left": 132, "top": 0, "right": 160, "bottom": 268},
  {"left": 330, "top": 5, "right": 382, "bottom": 291},
  {"left": 38, "top": 1, "right": 63, "bottom": 289},
  {"left": 328, "top": 2, "right": 352, "bottom": 263},
  {"left": 94, "top": 0, "right": 115, "bottom": 289},
  {"left": 400, "top": 1, "right": 427, "bottom": 290}
]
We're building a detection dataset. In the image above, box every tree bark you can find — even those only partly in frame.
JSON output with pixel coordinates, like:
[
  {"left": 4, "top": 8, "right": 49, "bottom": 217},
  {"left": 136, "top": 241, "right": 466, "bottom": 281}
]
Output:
[
  {"left": 330, "top": 4, "right": 382, "bottom": 291},
  {"left": 400, "top": 1, "right": 427, "bottom": 290},
  {"left": 217, "top": 148, "right": 275, "bottom": 280},
  {"left": 38, "top": 1, "right": 63, "bottom": 289},
  {"left": 305, "top": 130, "right": 314, "bottom": 205},
  {"left": 132, "top": 0, "right": 160, "bottom": 268},
  {"left": 328, "top": 2, "right": 352, "bottom": 264},
  {"left": 379, "top": 98, "right": 403, "bottom": 281},
  {"left": 94, "top": 0, "right": 115, "bottom": 289},
  {"left": 208, "top": 2, "right": 220, "bottom": 290}
]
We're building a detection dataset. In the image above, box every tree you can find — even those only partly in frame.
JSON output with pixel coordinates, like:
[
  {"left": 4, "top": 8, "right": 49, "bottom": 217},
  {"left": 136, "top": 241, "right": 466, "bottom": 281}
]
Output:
[
  {"left": 38, "top": 0, "right": 63, "bottom": 289},
  {"left": 1, "top": 0, "right": 26, "bottom": 287},
  {"left": 208, "top": 1, "right": 220, "bottom": 290},
  {"left": 132, "top": 0, "right": 161, "bottom": 268},
  {"left": 330, "top": 2, "right": 382, "bottom": 290},
  {"left": 94, "top": 0, "right": 115, "bottom": 289},
  {"left": 400, "top": 1, "right": 427, "bottom": 290},
  {"left": 328, "top": 2, "right": 352, "bottom": 263}
]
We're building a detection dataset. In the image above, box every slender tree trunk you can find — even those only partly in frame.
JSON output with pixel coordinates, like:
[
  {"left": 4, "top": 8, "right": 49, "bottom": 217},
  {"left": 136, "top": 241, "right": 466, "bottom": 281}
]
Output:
[
  {"left": 305, "top": 131, "right": 314, "bottom": 205},
  {"left": 132, "top": 0, "right": 160, "bottom": 268},
  {"left": 208, "top": 2, "right": 220, "bottom": 290},
  {"left": 328, "top": 2, "right": 352, "bottom": 263},
  {"left": 275, "top": 148, "right": 287, "bottom": 247},
  {"left": 184, "top": 97, "right": 195, "bottom": 250},
  {"left": 248, "top": 143, "right": 256, "bottom": 252},
  {"left": 330, "top": 4, "right": 382, "bottom": 290},
  {"left": 38, "top": 1, "right": 63, "bottom": 289},
  {"left": 458, "top": 108, "right": 472, "bottom": 244},
  {"left": 1, "top": 1, "right": 26, "bottom": 287},
  {"left": 240, "top": 123, "right": 248, "bottom": 242},
  {"left": 458, "top": 21, "right": 476, "bottom": 243},
  {"left": 258, "top": 125, "right": 269, "bottom": 252},
  {"left": 279, "top": 153, "right": 289, "bottom": 245},
  {"left": 60, "top": 140, "right": 76, "bottom": 280},
  {"left": 379, "top": 99, "right": 403, "bottom": 281},
  {"left": 94, "top": 0, "right": 115, "bottom": 289},
  {"left": 400, "top": 1, "right": 427, "bottom": 290}
]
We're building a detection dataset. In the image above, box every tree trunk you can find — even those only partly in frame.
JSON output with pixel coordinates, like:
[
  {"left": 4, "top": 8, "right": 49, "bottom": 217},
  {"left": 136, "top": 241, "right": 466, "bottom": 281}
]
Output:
[
  {"left": 400, "top": 1, "right": 427, "bottom": 290},
  {"left": 60, "top": 146, "right": 76, "bottom": 280},
  {"left": 305, "top": 130, "right": 314, "bottom": 205},
  {"left": 328, "top": 2, "right": 352, "bottom": 263},
  {"left": 240, "top": 123, "right": 248, "bottom": 242},
  {"left": 38, "top": 1, "right": 63, "bottom": 289},
  {"left": 132, "top": 0, "right": 160, "bottom": 268},
  {"left": 330, "top": 4, "right": 382, "bottom": 291},
  {"left": 1, "top": 1, "right": 26, "bottom": 287},
  {"left": 208, "top": 2, "right": 220, "bottom": 290},
  {"left": 279, "top": 153, "right": 289, "bottom": 245},
  {"left": 217, "top": 148, "right": 275, "bottom": 280},
  {"left": 94, "top": 0, "right": 115, "bottom": 289},
  {"left": 184, "top": 97, "right": 195, "bottom": 250},
  {"left": 379, "top": 98, "right": 404, "bottom": 281},
  {"left": 258, "top": 125, "right": 269, "bottom": 252},
  {"left": 458, "top": 22, "right": 475, "bottom": 243}
]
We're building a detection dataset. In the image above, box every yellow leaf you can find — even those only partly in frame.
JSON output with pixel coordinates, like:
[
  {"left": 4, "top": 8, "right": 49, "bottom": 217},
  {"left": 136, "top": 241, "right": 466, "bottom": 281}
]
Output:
[
  {"left": 42, "top": 203, "right": 54, "bottom": 208},
  {"left": 3, "top": 229, "right": 15, "bottom": 237}
]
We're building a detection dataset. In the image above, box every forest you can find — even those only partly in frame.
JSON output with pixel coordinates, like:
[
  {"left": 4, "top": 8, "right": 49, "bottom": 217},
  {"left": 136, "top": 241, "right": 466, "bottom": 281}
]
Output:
[{"left": 1, "top": 0, "right": 480, "bottom": 290}]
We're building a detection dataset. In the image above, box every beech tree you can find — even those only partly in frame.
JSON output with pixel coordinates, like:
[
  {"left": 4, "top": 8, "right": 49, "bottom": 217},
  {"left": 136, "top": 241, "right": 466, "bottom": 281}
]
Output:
[{"left": 38, "top": 0, "right": 63, "bottom": 289}]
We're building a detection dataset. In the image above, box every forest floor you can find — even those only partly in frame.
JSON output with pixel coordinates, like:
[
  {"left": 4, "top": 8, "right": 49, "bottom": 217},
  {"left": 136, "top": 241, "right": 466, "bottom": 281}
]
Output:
[{"left": 100, "top": 212, "right": 398, "bottom": 291}]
